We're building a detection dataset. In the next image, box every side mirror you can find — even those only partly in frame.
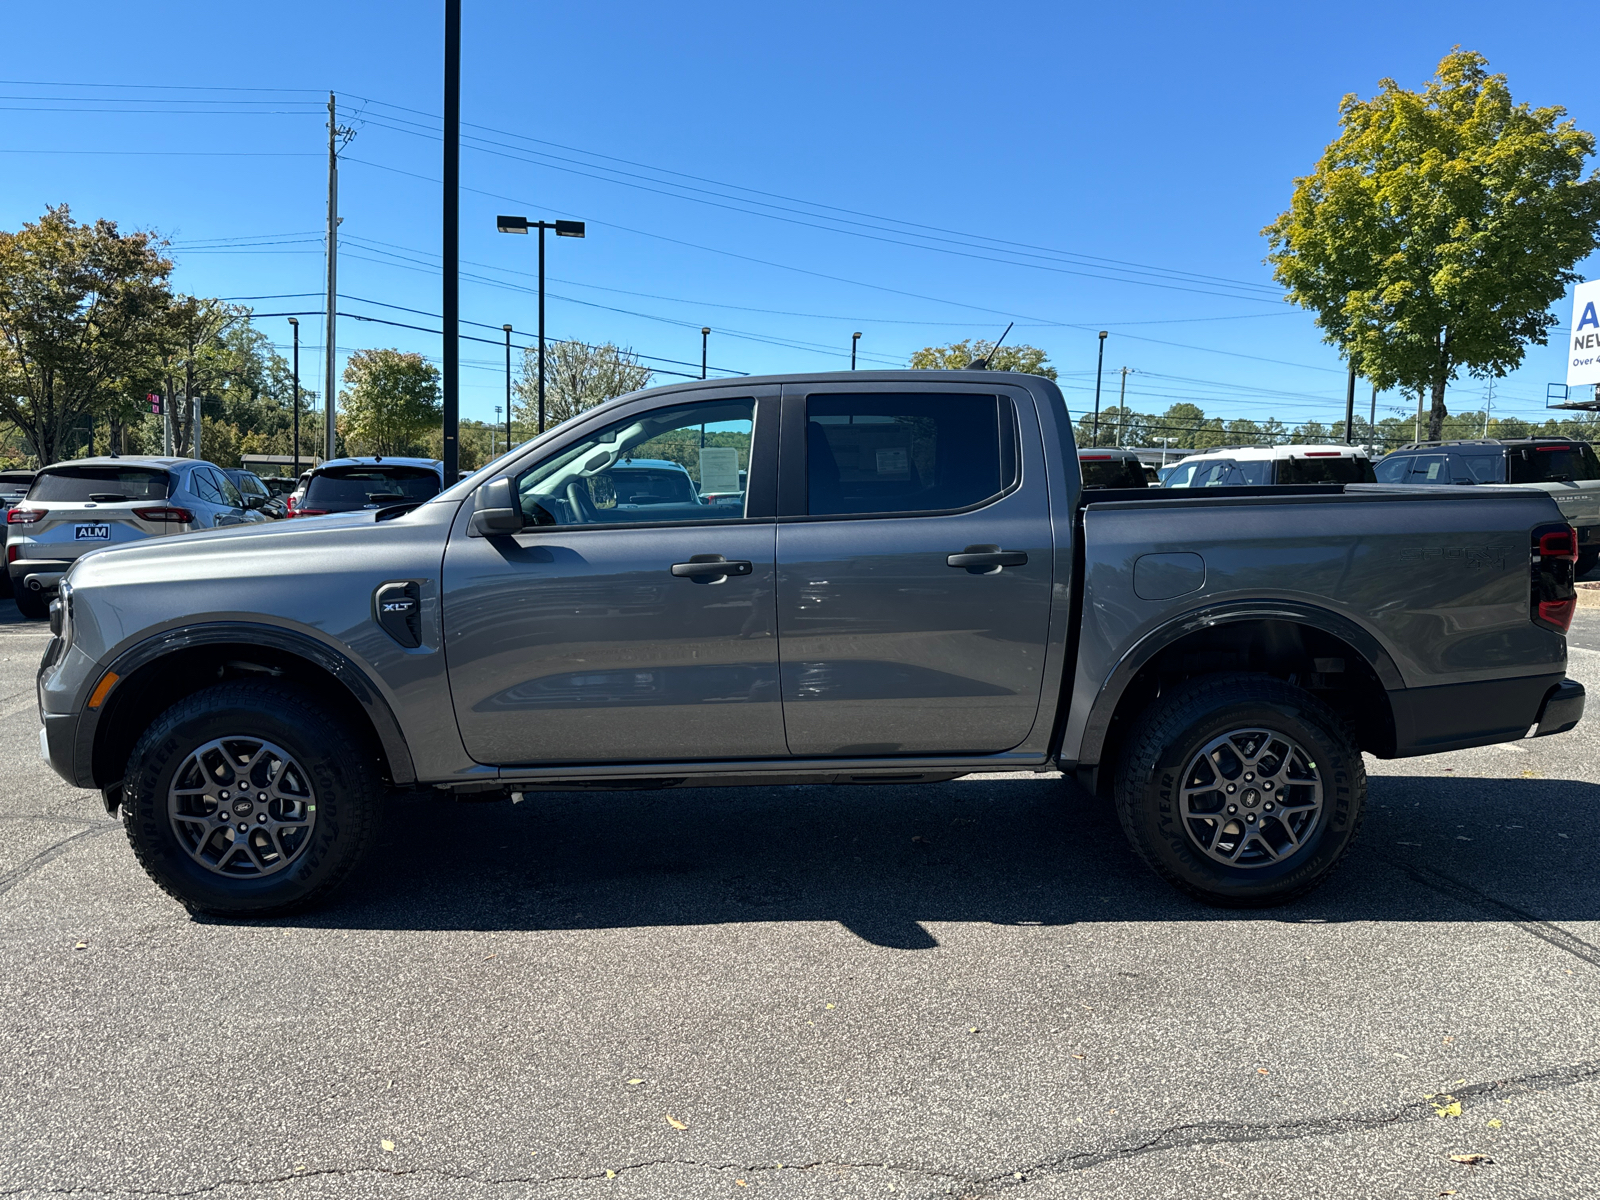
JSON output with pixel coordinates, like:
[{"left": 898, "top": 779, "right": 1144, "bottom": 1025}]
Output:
[
  {"left": 469, "top": 476, "right": 524, "bottom": 535},
  {"left": 243, "top": 493, "right": 264, "bottom": 509}
]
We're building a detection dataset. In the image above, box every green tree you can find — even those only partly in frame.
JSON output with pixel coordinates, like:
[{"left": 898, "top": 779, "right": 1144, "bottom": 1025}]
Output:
[
  {"left": 339, "top": 349, "right": 442, "bottom": 456},
  {"left": 0, "top": 205, "right": 174, "bottom": 464},
  {"left": 908, "top": 339, "right": 1058, "bottom": 379},
  {"left": 1265, "top": 50, "right": 1600, "bottom": 441},
  {"left": 514, "top": 340, "right": 653, "bottom": 435},
  {"left": 1292, "top": 420, "right": 1331, "bottom": 443},
  {"left": 1259, "top": 418, "right": 1288, "bottom": 445}
]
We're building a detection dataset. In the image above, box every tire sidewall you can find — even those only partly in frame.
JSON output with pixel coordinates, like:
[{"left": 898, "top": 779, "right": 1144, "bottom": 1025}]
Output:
[
  {"left": 1126, "top": 692, "right": 1361, "bottom": 905},
  {"left": 124, "top": 688, "right": 371, "bottom": 915}
]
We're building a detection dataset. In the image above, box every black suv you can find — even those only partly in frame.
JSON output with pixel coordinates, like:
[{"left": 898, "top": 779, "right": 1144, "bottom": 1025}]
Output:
[{"left": 1375, "top": 438, "right": 1600, "bottom": 572}]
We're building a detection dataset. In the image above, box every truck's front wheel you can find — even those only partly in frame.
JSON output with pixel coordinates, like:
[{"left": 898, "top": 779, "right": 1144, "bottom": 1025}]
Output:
[
  {"left": 1113, "top": 674, "right": 1365, "bottom": 906},
  {"left": 121, "top": 682, "right": 380, "bottom": 917}
]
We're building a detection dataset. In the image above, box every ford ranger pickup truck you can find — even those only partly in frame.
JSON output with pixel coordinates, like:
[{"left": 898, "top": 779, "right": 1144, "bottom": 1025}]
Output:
[{"left": 35, "top": 371, "right": 1585, "bottom": 915}]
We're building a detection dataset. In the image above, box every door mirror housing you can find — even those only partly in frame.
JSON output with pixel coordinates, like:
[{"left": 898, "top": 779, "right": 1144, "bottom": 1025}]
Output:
[{"left": 469, "top": 476, "right": 523, "bottom": 535}]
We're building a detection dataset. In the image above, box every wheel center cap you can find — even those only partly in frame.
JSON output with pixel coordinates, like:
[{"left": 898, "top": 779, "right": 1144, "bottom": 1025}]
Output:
[
  {"left": 1241, "top": 788, "right": 1261, "bottom": 808},
  {"left": 232, "top": 798, "right": 253, "bottom": 816}
]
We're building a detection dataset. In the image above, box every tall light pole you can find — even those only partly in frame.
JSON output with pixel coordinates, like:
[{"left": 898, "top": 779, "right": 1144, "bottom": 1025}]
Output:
[
  {"left": 502, "top": 323, "right": 513, "bottom": 451},
  {"left": 442, "top": 0, "right": 461, "bottom": 478},
  {"left": 1344, "top": 360, "right": 1357, "bottom": 444},
  {"left": 496, "top": 215, "right": 585, "bottom": 433},
  {"left": 288, "top": 317, "right": 301, "bottom": 472},
  {"left": 1091, "top": 331, "right": 1108, "bottom": 448},
  {"left": 701, "top": 327, "right": 711, "bottom": 380},
  {"left": 851, "top": 331, "right": 861, "bottom": 370},
  {"left": 493, "top": 406, "right": 502, "bottom": 455}
]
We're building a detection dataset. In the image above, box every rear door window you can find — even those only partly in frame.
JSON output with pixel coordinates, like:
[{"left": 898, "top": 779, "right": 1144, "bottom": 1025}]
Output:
[
  {"left": 1454, "top": 452, "right": 1505, "bottom": 483},
  {"left": 1509, "top": 444, "right": 1600, "bottom": 484},
  {"left": 1277, "top": 455, "right": 1378, "bottom": 484},
  {"left": 805, "top": 393, "right": 1016, "bottom": 516},
  {"left": 30, "top": 467, "right": 170, "bottom": 502},
  {"left": 1373, "top": 455, "right": 1411, "bottom": 483}
]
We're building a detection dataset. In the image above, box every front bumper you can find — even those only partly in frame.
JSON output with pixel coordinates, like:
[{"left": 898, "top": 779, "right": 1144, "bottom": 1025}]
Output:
[
  {"left": 1534, "top": 678, "right": 1585, "bottom": 737},
  {"left": 40, "top": 711, "right": 80, "bottom": 786}
]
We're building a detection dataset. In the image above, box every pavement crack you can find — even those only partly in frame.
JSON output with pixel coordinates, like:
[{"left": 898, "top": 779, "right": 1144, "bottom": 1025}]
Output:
[
  {"left": 979, "top": 1054, "right": 1600, "bottom": 1182},
  {"left": 1386, "top": 855, "right": 1600, "bottom": 969},
  {"left": 0, "top": 822, "right": 119, "bottom": 900}
]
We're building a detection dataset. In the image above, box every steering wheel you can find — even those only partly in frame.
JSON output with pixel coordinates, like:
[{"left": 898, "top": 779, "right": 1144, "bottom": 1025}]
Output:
[{"left": 565, "top": 480, "right": 599, "bottom": 523}]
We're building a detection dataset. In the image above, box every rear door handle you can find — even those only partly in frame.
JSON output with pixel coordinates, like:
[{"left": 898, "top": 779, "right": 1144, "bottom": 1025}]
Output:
[
  {"left": 670, "top": 554, "right": 753, "bottom": 581},
  {"left": 946, "top": 544, "right": 1028, "bottom": 571}
]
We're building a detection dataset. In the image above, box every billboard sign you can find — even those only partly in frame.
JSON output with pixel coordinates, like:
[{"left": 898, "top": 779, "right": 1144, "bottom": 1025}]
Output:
[{"left": 1567, "top": 280, "right": 1600, "bottom": 387}]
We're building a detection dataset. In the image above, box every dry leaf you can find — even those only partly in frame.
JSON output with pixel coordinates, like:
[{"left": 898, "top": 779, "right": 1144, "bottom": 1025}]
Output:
[
  {"left": 73, "top": 941, "right": 87, "bottom": 950},
  {"left": 605, "top": 1169, "right": 617, "bottom": 1179},
  {"left": 969, "top": 1027, "right": 980, "bottom": 1034},
  {"left": 1256, "top": 1068, "right": 1270, "bottom": 1075},
  {"left": 735, "top": 1182, "right": 748, "bottom": 1189},
  {"left": 1433, "top": 1099, "right": 1462, "bottom": 1119},
  {"left": 483, "top": 954, "right": 497, "bottom": 960},
  {"left": 627, "top": 1078, "right": 644, "bottom": 1085},
  {"left": 380, "top": 1139, "right": 395, "bottom": 1153},
  {"left": 1450, "top": 1153, "right": 1493, "bottom": 1166},
  {"left": 1072, "top": 1054, "right": 1085, "bottom": 1060},
  {"left": 665, "top": 1113, "right": 689, "bottom": 1131},
  {"left": 1487, "top": 1118, "right": 1503, "bottom": 1129},
  {"left": 825, "top": 1003, "right": 835, "bottom": 1010}
]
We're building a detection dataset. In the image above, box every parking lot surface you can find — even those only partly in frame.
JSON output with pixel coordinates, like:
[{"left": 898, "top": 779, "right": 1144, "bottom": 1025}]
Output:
[{"left": 3, "top": 605, "right": 1599, "bottom": 1199}]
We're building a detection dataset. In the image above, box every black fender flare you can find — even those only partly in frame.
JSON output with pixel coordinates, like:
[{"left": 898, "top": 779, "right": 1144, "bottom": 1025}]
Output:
[
  {"left": 82, "top": 621, "right": 417, "bottom": 789},
  {"left": 1072, "top": 599, "right": 1405, "bottom": 766}
]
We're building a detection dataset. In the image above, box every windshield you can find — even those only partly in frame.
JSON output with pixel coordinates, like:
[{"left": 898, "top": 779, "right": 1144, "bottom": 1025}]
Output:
[
  {"left": 1509, "top": 444, "right": 1600, "bottom": 484},
  {"left": 1277, "top": 455, "right": 1376, "bottom": 484},
  {"left": 1078, "top": 457, "right": 1149, "bottom": 489},
  {"left": 609, "top": 466, "right": 698, "bottom": 504},
  {"left": 29, "top": 466, "right": 170, "bottom": 502},
  {"left": 303, "top": 466, "right": 441, "bottom": 509}
]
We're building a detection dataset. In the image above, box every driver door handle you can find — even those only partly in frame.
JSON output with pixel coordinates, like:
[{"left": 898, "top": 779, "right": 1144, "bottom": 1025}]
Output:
[
  {"left": 946, "top": 545, "right": 1028, "bottom": 571},
  {"left": 671, "top": 554, "right": 753, "bottom": 580}
]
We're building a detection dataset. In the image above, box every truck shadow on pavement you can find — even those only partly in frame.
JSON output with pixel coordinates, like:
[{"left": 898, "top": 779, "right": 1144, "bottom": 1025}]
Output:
[{"left": 276, "top": 773, "right": 1600, "bottom": 948}]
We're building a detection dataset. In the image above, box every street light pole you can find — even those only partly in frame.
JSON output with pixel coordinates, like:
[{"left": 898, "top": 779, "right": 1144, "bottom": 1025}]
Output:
[
  {"left": 701, "top": 327, "right": 710, "bottom": 380},
  {"left": 502, "top": 324, "right": 513, "bottom": 452},
  {"left": 496, "top": 215, "right": 584, "bottom": 434},
  {"left": 288, "top": 317, "right": 301, "bottom": 472},
  {"left": 1344, "top": 360, "right": 1357, "bottom": 444},
  {"left": 1091, "top": 331, "right": 1107, "bottom": 447},
  {"left": 1117, "top": 366, "right": 1132, "bottom": 448},
  {"left": 851, "top": 331, "right": 861, "bottom": 370}
]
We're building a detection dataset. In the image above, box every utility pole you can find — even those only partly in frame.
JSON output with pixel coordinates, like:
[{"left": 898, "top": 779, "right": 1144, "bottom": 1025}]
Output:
[
  {"left": 442, "top": 1, "right": 461, "bottom": 474},
  {"left": 1368, "top": 382, "right": 1377, "bottom": 453},
  {"left": 193, "top": 391, "right": 202, "bottom": 460},
  {"left": 1483, "top": 378, "right": 1494, "bottom": 437},
  {"left": 1344, "top": 360, "right": 1357, "bottom": 444},
  {"left": 1091, "top": 331, "right": 1107, "bottom": 447},
  {"left": 324, "top": 92, "right": 352, "bottom": 465},
  {"left": 851, "top": 331, "right": 860, "bottom": 370},
  {"left": 163, "top": 368, "right": 174, "bottom": 456},
  {"left": 1117, "top": 366, "right": 1132, "bottom": 448},
  {"left": 701, "top": 327, "right": 710, "bottom": 380},
  {"left": 288, "top": 317, "right": 301, "bottom": 472}
]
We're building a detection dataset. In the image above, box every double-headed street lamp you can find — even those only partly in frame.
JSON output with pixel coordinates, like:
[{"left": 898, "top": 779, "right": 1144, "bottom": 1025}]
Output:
[{"left": 496, "top": 215, "right": 585, "bottom": 433}]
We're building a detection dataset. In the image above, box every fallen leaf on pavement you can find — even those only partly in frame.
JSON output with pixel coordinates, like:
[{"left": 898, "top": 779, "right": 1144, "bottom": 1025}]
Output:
[
  {"left": 380, "top": 1140, "right": 395, "bottom": 1153},
  {"left": 627, "top": 1078, "right": 644, "bottom": 1085},
  {"left": 736, "top": 1182, "right": 748, "bottom": 1189},
  {"left": 1450, "top": 1153, "right": 1493, "bottom": 1166},
  {"left": 73, "top": 941, "right": 87, "bottom": 950},
  {"left": 1256, "top": 1068, "right": 1270, "bottom": 1075},
  {"left": 1433, "top": 1098, "right": 1462, "bottom": 1118},
  {"left": 1487, "top": 1118, "right": 1503, "bottom": 1129},
  {"left": 665, "top": 1113, "right": 689, "bottom": 1130},
  {"left": 605, "top": 1169, "right": 616, "bottom": 1179},
  {"left": 483, "top": 954, "right": 496, "bottom": 960}
]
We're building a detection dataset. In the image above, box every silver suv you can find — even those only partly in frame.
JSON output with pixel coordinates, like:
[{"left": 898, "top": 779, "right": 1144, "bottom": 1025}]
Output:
[{"left": 6, "top": 457, "right": 264, "bottom": 618}]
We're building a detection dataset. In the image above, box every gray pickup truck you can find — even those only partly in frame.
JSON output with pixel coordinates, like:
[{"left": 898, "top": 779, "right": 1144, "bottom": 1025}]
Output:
[{"left": 36, "top": 371, "right": 1585, "bottom": 915}]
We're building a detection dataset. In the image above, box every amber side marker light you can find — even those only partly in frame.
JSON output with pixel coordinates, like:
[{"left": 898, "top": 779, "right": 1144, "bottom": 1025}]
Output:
[{"left": 87, "top": 672, "right": 119, "bottom": 709}]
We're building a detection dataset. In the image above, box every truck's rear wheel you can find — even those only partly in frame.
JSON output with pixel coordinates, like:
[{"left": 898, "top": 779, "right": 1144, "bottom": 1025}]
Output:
[
  {"left": 121, "top": 682, "right": 379, "bottom": 917},
  {"left": 1113, "top": 673, "right": 1364, "bottom": 907}
]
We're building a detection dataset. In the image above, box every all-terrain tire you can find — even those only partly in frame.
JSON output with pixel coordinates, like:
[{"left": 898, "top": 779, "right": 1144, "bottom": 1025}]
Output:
[
  {"left": 121, "top": 682, "right": 380, "bottom": 917},
  {"left": 1113, "top": 673, "right": 1365, "bottom": 907}
]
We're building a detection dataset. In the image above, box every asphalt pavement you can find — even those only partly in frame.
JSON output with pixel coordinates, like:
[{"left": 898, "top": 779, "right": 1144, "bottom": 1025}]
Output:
[{"left": 3, "top": 603, "right": 1600, "bottom": 1199}]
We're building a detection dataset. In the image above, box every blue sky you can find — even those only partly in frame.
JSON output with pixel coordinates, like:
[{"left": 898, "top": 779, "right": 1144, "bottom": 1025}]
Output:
[{"left": 2, "top": 0, "right": 1595, "bottom": 434}]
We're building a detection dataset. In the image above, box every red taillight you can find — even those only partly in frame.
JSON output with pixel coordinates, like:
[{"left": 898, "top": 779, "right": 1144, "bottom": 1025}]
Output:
[
  {"left": 6, "top": 544, "right": 17, "bottom": 563},
  {"left": 288, "top": 508, "right": 328, "bottom": 518},
  {"left": 1539, "top": 527, "right": 1578, "bottom": 562},
  {"left": 132, "top": 506, "right": 194, "bottom": 523},
  {"left": 1532, "top": 522, "right": 1579, "bottom": 633},
  {"left": 6, "top": 506, "right": 43, "bottom": 524}
]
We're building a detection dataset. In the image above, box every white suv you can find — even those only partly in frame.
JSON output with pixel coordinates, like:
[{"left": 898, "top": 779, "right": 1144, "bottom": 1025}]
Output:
[
  {"left": 6, "top": 457, "right": 265, "bottom": 618},
  {"left": 1162, "top": 444, "right": 1377, "bottom": 488}
]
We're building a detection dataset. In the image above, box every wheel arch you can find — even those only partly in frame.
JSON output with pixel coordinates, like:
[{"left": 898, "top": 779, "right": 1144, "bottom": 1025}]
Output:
[
  {"left": 1075, "top": 602, "right": 1403, "bottom": 780},
  {"left": 86, "top": 622, "right": 417, "bottom": 801}
]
